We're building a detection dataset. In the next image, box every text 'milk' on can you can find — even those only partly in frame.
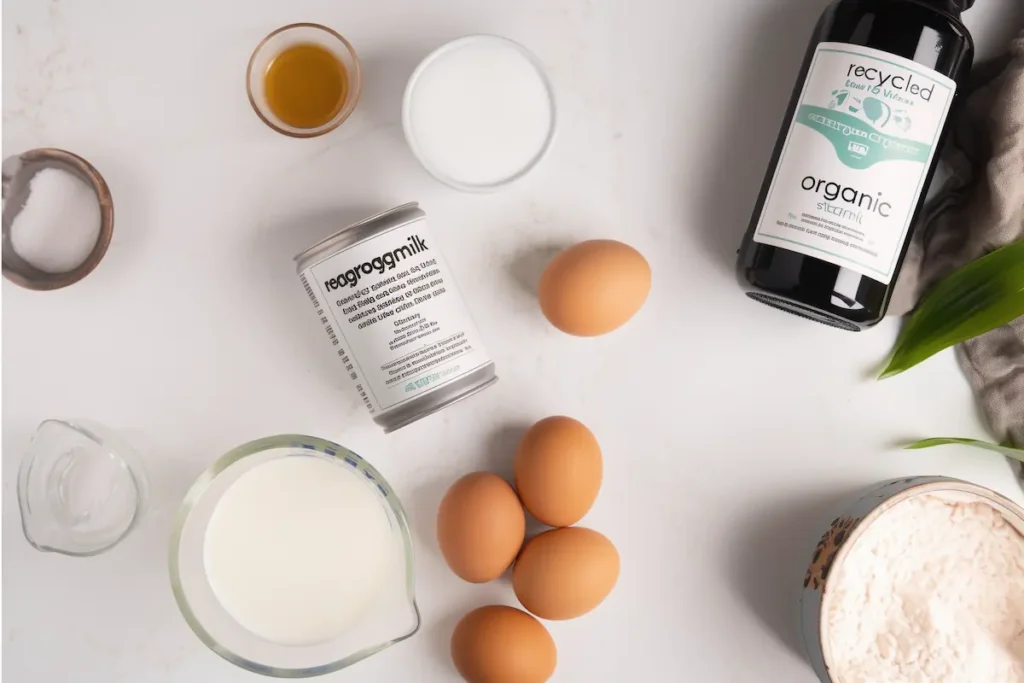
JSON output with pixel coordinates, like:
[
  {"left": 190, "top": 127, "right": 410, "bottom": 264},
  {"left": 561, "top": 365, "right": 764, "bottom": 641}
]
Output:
[{"left": 295, "top": 202, "right": 497, "bottom": 432}]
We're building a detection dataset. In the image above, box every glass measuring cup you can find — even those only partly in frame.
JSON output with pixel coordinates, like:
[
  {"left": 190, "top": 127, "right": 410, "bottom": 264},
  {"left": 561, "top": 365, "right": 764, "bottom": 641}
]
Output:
[
  {"left": 169, "top": 435, "right": 420, "bottom": 677},
  {"left": 18, "top": 419, "right": 148, "bottom": 556}
]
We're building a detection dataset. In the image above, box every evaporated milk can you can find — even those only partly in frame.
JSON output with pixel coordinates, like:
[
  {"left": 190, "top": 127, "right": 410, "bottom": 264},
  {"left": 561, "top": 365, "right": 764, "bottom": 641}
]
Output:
[{"left": 295, "top": 203, "right": 497, "bottom": 432}]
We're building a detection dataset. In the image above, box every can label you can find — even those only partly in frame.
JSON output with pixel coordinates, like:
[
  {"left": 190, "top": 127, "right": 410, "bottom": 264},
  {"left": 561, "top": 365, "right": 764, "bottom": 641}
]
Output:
[
  {"left": 299, "top": 218, "right": 491, "bottom": 414},
  {"left": 753, "top": 43, "right": 954, "bottom": 284}
]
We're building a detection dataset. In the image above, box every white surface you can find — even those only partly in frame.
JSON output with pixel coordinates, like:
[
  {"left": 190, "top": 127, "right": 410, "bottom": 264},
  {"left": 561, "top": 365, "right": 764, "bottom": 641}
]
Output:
[
  {"left": 203, "top": 455, "right": 394, "bottom": 647},
  {"left": 405, "top": 36, "right": 554, "bottom": 187},
  {"left": 3, "top": 1, "right": 1022, "bottom": 682}
]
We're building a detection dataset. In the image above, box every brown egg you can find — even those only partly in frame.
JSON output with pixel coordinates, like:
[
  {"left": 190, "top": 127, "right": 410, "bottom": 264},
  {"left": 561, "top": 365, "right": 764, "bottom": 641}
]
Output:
[
  {"left": 513, "top": 527, "right": 619, "bottom": 620},
  {"left": 437, "top": 472, "right": 526, "bottom": 583},
  {"left": 515, "top": 416, "right": 602, "bottom": 527},
  {"left": 538, "top": 239, "right": 651, "bottom": 336},
  {"left": 450, "top": 605, "right": 557, "bottom": 683}
]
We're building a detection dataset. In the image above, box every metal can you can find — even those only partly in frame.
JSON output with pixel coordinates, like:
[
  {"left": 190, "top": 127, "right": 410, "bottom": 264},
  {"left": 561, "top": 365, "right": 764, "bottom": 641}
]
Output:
[{"left": 295, "top": 203, "right": 497, "bottom": 432}]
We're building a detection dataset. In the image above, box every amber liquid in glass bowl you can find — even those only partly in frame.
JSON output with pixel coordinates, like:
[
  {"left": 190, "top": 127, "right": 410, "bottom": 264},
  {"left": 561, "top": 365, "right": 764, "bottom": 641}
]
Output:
[
  {"left": 264, "top": 43, "right": 348, "bottom": 129},
  {"left": 246, "top": 23, "right": 362, "bottom": 138}
]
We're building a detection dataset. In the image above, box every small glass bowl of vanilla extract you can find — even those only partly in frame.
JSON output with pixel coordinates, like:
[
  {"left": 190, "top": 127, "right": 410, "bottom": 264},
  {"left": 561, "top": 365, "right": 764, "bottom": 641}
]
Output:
[{"left": 246, "top": 23, "right": 362, "bottom": 138}]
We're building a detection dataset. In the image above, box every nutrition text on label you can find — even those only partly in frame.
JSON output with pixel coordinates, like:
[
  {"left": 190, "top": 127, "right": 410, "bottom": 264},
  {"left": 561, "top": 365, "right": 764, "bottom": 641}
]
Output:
[
  {"left": 327, "top": 253, "right": 470, "bottom": 394},
  {"left": 383, "top": 332, "right": 472, "bottom": 387},
  {"left": 302, "top": 213, "right": 494, "bottom": 415},
  {"left": 300, "top": 273, "right": 374, "bottom": 412},
  {"left": 331, "top": 255, "right": 480, "bottom": 389},
  {"left": 774, "top": 213, "right": 879, "bottom": 258},
  {"left": 335, "top": 257, "right": 447, "bottom": 331}
]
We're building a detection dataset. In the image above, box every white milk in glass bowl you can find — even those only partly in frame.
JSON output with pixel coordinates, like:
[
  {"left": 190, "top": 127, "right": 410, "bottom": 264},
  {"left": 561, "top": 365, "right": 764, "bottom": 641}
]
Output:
[
  {"left": 402, "top": 35, "right": 556, "bottom": 192},
  {"left": 170, "top": 435, "right": 419, "bottom": 677}
]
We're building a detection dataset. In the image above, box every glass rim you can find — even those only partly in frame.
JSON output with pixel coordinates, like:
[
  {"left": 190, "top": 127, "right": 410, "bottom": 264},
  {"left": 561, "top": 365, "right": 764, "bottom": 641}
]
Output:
[
  {"left": 401, "top": 34, "right": 557, "bottom": 192},
  {"left": 17, "top": 418, "right": 146, "bottom": 557},
  {"left": 168, "top": 434, "right": 420, "bottom": 678},
  {"left": 245, "top": 23, "right": 363, "bottom": 139}
]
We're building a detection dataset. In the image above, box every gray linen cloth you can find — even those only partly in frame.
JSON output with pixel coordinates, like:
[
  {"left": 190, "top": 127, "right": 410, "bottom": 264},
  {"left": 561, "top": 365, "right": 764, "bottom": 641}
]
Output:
[{"left": 889, "top": 32, "right": 1024, "bottom": 454}]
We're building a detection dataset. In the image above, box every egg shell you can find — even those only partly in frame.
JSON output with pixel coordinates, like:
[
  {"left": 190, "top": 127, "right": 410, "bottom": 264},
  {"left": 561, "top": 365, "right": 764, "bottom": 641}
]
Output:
[
  {"left": 450, "top": 605, "right": 557, "bottom": 683},
  {"left": 513, "top": 526, "right": 620, "bottom": 620},
  {"left": 515, "top": 416, "right": 602, "bottom": 527},
  {"left": 538, "top": 239, "right": 651, "bottom": 337},
  {"left": 437, "top": 472, "right": 526, "bottom": 583}
]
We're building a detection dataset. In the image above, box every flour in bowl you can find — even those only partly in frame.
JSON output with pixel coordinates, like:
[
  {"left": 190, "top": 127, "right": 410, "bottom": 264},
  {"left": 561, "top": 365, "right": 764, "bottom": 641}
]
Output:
[{"left": 825, "top": 492, "right": 1024, "bottom": 683}]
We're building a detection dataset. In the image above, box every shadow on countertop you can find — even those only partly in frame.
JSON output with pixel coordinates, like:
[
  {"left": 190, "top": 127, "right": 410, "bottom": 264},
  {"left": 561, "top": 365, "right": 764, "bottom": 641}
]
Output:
[
  {"left": 248, "top": 205, "right": 383, "bottom": 400},
  {"left": 403, "top": 420, "right": 536, "bottom": 576},
  {"left": 691, "top": 0, "right": 822, "bottom": 276},
  {"left": 507, "top": 243, "right": 565, "bottom": 300},
  {"left": 403, "top": 420, "right": 540, "bottom": 675},
  {"left": 725, "top": 484, "right": 868, "bottom": 660}
]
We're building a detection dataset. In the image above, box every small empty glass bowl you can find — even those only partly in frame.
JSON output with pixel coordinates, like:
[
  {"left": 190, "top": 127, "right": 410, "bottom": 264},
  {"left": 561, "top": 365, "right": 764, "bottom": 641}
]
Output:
[
  {"left": 18, "top": 419, "right": 148, "bottom": 556},
  {"left": 246, "top": 23, "right": 362, "bottom": 138},
  {"left": 169, "top": 435, "right": 420, "bottom": 677}
]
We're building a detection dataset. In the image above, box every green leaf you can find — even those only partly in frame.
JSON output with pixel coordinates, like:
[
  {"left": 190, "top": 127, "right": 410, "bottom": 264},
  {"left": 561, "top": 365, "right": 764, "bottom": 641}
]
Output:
[
  {"left": 881, "top": 241, "right": 1024, "bottom": 378},
  {"left": 906, "top": 437, "right": 1024, "bottom": 463}
]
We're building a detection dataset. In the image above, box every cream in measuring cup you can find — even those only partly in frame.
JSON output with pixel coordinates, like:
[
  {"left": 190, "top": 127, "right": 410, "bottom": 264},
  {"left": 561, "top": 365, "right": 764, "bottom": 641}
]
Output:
[
  {"left": 171, "top": 436, "right": 419, "bottom": 676},
  {"left": 203, "top": 455, "right": 395, "bottom": 645}
]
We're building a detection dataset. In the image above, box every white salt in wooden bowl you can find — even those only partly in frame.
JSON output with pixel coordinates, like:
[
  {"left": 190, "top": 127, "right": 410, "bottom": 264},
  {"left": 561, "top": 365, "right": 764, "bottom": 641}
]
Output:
[{"left": 1, "top": 148, "right": 114, "bottom": 291}]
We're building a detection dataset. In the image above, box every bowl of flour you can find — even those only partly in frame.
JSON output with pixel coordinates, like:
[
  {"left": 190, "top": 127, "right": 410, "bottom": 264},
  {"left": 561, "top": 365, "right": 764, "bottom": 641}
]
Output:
[{"left": 800, "top": 476, "right": 1024, "bottom": 683}]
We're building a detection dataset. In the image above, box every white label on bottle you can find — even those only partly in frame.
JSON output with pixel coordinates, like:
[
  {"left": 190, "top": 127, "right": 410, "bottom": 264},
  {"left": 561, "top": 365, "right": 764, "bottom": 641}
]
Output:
[
  {"left": 753, "top": 42, "right": 955, "bottom": 284},
  {"left": 299, "top": 218, "right": 491, "bottom": 414}
]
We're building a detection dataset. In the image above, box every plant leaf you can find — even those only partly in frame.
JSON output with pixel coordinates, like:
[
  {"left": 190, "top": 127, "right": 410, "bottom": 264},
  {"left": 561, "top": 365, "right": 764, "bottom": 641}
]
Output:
[
  {"left": 906, "top": 437, "right": 1024, "bottom": 463},
  {"left": 881, "top": 241, "right": 1024, "bottom": 378}
]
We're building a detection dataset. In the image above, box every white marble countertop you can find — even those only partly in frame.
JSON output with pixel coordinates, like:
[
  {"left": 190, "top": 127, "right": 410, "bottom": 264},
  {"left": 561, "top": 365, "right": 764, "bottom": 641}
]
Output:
[{"left": 4, "top": 1, "right": 1023, "bottom": 681}]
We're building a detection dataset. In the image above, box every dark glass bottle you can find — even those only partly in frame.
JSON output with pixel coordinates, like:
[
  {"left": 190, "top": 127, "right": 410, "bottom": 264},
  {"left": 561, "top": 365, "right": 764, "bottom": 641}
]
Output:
[{"left": 736, "top": 0, "right": 974, "bottom": 331}]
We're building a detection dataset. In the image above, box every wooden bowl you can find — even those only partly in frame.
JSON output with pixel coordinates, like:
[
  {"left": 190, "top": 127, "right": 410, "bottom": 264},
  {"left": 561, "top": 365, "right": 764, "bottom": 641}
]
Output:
[{"left": 1, "top": 148, "right": 114, "bottom": 290}]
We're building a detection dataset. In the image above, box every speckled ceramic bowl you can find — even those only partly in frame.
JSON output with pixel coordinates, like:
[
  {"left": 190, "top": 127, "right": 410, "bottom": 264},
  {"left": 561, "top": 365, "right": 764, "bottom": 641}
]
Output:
[{"left": 799, "top": 476, "right": 1024, "bottom": 683}]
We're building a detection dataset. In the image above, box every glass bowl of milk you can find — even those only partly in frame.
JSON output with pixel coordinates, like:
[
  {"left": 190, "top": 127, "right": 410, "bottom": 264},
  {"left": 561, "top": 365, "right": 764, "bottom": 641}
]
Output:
[
  {"left": 402, "top": 35, "right": 556, "bottom": 192},
  {"left": 169, "top": 435, "right": 420, "bottom": 677}
]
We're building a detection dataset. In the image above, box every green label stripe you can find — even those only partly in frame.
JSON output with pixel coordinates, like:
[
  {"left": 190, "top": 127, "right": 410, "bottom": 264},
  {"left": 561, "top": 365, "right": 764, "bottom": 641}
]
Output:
[{"left": 796, "top": 105, "right": 931, "bottom": 169}]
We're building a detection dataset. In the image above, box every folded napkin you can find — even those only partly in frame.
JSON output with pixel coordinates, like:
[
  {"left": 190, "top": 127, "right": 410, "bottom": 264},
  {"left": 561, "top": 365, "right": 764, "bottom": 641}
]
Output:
[{"left": 890, "top": 33, "right": 1024, "bottom": 460}]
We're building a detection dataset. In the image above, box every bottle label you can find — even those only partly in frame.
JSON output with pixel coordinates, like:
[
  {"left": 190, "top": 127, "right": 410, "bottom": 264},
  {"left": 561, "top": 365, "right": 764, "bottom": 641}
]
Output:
[
  {"left": 299, "top": 218, "right": 492, "bottom": 415},
  {"left": 753, "top": 42, "right": 955, "bottom": 284}
]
